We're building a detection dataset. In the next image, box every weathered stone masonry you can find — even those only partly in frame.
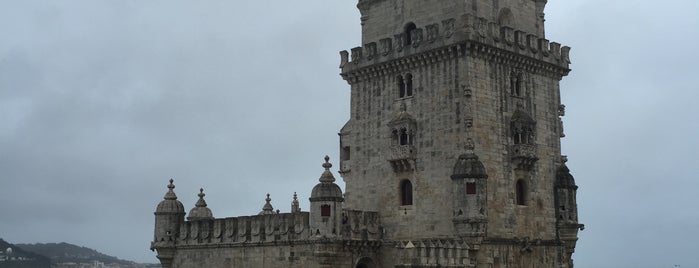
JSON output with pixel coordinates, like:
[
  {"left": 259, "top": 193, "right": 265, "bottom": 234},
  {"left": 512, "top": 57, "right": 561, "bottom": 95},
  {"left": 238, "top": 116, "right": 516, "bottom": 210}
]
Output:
[{"left": 152, "top": 1, "right": 583, "bottom": 267}]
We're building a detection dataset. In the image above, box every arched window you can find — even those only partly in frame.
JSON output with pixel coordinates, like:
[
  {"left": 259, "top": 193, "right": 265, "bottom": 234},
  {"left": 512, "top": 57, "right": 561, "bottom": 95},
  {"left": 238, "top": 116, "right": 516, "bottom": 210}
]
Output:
[
  {"left": 400, "top": 179, "right": 413, "bottom": 205},
  {"left": 498, "top": 8, "right": 514, "bottom": 27},
  {"left": 406, "top": 73, "right": 413, "bottom": 97},
  {"left": 510, "top": 73, "right": 522, "bottom": 97},
  {"left": 399, "top": 128, "right": 409, "bottom": 145},
  {"left": 405, "top": 23, "right": 417, "bottom": 45},
  {"left": 516, "top": 179, "right": 527, "bottom": 205},
  {"left": 397, "top": 75, "right": 406, "bottom": 98}
]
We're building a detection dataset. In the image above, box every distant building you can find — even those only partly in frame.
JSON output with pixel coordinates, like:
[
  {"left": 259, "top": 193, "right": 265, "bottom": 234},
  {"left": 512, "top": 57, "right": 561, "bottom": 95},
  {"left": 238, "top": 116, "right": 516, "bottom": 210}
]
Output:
[{"left": 151, "top": 0, "right": 583, "bottom": 267}]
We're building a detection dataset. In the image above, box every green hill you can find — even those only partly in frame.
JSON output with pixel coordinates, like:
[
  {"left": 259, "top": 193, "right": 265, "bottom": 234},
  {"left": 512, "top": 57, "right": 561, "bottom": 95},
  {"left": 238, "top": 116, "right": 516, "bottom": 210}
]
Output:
[
  {"left": 14, "top": 242, "right": 136, "bottom": 266},
  {"left": 0, "top": 238, "right": 52, "bottom": 268}
]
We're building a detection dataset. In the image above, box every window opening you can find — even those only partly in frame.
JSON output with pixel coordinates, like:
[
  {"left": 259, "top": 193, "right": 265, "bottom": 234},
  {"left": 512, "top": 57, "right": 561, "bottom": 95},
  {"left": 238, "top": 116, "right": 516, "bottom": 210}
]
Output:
[
  {"left": 400, "top": 179, "right": 413, "bottom": 205},
  {"left": 516, "top": 179, "right": 527, "bottom": 205},
  {"left": 398, "top": 75, "right": 406, "bottom": 98},
  {"left": 405, "top": 23, "right": 417, "bottom": 45},
  {"left": 399, "top": 128, "right": 409, "bottom": 145},
  {"left": 406, "top": 73, "right": 414, "bottom": 96},
  {"left": 321, "top": 205, "right": 331, "bottom": 217},
  {"left": 466, "top": 182, "right": 477, "bottom": 195},
  {"left": 510, "top": 73, "right": 522, "bottom": 97}
]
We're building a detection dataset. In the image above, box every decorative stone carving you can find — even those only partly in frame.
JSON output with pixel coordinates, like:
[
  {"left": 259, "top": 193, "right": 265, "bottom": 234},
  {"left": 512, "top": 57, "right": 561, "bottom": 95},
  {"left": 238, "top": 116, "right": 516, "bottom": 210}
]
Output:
[
  {"left": 502, "top": 26, "right": 514, "bottom": 46},
  {"left": 509, "top": 144, "right": 538, "bottom": 170},
  {"left": 351, "top": 47, "right": 363, "bottom": 63},
  {"left": 426, "top": 23, "right": 439, "bottom": 43},
  {"left": 364, "top": 42, "right": 377, "bottom": 60},
  {"left": 339, "top": 50, "right": 349, "bottom": 67},
  {"left": 410, "top": 28, "right": 423, "bottom": 47},
  {"left": 394, "top": 33, "right": 405, "bottom": 52},
  {"left": 442, "top": 18, "right": 455, "bottom": 38},
  {"left": 380, "top": 38, "right": 392, "bottom": 56}
]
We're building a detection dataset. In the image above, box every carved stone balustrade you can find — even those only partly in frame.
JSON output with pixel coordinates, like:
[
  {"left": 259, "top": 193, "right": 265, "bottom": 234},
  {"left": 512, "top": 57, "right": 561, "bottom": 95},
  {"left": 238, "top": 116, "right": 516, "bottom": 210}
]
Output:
[
  {"left": 509, "top": 144, "right": 538, "bottom": 170},
  {"left": 387, "top": 145, "right": 416, "bottom": 173}
]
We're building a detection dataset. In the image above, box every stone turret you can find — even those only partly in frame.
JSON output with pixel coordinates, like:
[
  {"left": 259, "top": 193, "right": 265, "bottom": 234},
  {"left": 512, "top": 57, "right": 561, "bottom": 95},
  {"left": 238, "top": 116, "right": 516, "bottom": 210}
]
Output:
[
  {"left": 187, "top": 188, "right": 214, "bottom": 221},
  {"left": 151, "top": 179, "right": 185, "bottom": 268},
  {"left": 309, "top": 156, "right": 344, "bottom": 238},
  {"left": 555, "top": 157, "right": 584, "bottom": 267},
  {"left": 451, "top": 142, "right": 488, "bottom": 239}
]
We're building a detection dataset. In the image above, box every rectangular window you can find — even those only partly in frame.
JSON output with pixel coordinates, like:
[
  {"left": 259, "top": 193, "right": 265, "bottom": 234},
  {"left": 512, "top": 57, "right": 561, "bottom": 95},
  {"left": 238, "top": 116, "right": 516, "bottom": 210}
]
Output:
[
  {"left": 341, "top": 146, "right": 351, "bottom": 161},
  {"left": 466, "top": 182, "right": 477, "bottom": 195},
  {"left": 321, "top": 205, "right": 331, "bottom": 217}
]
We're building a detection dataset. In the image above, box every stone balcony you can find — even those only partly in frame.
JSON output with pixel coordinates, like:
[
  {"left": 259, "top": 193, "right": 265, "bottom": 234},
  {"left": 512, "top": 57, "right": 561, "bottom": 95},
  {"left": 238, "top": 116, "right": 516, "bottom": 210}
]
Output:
[
  {"left": 509, "top": 144, "right": 538, "bottom": 170},
  {"left": 387, "top": 145, "right": 416, "bottom": 173}
]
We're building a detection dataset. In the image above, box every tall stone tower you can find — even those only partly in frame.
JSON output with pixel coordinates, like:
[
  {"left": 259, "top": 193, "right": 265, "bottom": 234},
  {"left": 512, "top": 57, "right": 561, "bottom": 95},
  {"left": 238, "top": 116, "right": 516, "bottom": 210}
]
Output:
[
  {"left": 150, "top": 1, "right": 583, "bottom": 267},
  {"left": 338, "top": 0, "right": 583, "bottom": 266}
]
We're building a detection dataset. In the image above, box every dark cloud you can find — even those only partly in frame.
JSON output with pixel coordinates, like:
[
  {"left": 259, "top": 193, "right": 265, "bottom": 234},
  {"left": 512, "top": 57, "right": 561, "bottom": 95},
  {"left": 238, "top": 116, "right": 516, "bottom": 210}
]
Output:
[{"left": 1, "top": 0, "right": 697, "bottom": 266}]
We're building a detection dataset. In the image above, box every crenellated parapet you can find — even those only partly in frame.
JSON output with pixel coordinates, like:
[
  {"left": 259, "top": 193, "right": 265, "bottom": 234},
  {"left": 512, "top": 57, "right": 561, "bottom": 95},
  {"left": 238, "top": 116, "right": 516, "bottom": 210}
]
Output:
[
  {"left": 169, "top": 209, "right": 382, "bottom": 248},
  {"left": 176, "top": 212, "right": 311, "bottom": 246},
  {"left": 340, "top": 14, "right": 571, "bottom": 83}
]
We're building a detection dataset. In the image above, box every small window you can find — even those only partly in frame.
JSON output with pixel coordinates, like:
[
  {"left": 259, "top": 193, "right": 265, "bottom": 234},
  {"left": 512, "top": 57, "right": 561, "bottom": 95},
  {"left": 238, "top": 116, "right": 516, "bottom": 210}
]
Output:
[
  {"left": 397, "top": 75, "right": 406, "bottom": 98},
  {"left": 321, "top": 205, "right": 331, "bottom": 217},
  {"left": 406, "top": 73, "right": 413, "bottom": 97},
  {"left": 399, "top": 128, "right": 409, "bottom": 145},
  {"left": 510, "top": 73, "right": 522, "bottom": 97},
  {"left": 405, "top": 23, "right": 417, "bottom": 45},
  {"left": 400, "top": 179, "right": 413, "bottom": 205},
  {"left": 341, "top": 146, "right": 351, "bottom": 161},
  {"left": 516, "top": 179, "right": 527, "bottom": 205},
  {"left": 466, "top": 182, "right": 477, "bottom": 195}
]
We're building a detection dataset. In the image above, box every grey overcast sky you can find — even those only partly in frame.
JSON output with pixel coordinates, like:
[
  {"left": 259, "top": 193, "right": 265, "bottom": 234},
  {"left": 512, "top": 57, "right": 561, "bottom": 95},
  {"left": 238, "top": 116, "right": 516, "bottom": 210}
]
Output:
[{"left": 1, "top": 1, "right": 697, "bottom": 267}]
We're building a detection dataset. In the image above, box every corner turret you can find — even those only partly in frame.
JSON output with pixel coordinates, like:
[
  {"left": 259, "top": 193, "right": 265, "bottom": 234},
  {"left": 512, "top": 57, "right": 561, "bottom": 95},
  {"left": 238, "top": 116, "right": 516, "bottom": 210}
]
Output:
[
  {"left": 151, "top": 179, "right": 185, "bottom": 268},
  {"left": 555, "top": 157, "right": 584, "bottom": 267},
  {"left": 187, "top": 188, "right": 214, "bottom": 221},
  {"left": 309, "top": 156, "right": 344, "bottom": 238},
  {"left": 451, "top": 142, "right": 488, "bottom": 239}
]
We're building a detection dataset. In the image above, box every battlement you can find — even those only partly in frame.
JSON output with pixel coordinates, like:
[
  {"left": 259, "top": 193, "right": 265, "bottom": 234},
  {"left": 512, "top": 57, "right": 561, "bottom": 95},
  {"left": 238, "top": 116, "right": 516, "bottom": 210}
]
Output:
[
  {"left": 176, "top": 212, "right": 310, "bottom": 246},
  {"left": 171, "top": 209, "right": 381, "bottom": 247},
  {"left": 340, "top": 14, "right": 570, "bottom": 80}
]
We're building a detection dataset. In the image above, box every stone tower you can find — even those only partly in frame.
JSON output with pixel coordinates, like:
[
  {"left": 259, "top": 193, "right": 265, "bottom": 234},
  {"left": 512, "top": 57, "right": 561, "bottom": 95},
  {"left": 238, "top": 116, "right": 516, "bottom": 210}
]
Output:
[
  {"left": 150, "top": 1, "right": 583, "bottom": 267},
  {"left": 152, "top": 179, "right": 185, "bottom": 267},
  {"left": 338, "top": 0, "right": 583, "bottom": 266}
]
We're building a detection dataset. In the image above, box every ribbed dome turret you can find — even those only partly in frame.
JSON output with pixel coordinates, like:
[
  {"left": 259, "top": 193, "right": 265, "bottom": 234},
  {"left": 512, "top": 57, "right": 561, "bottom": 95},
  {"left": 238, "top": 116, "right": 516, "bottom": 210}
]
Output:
[
  {"left": 187, "top": 188, "right": 214, "bottom": 220},
  {"left": 310, "top": 156, "right": 343, "bottom": 202},
  {"left": 156, "top": 179, "right": 185, "bottom": 214},
  {"left": 451, "top": 145, "right": 487, "bottom": 179},
  {"left": 556, "top": 164, "right": 578, "bottom": 189}
]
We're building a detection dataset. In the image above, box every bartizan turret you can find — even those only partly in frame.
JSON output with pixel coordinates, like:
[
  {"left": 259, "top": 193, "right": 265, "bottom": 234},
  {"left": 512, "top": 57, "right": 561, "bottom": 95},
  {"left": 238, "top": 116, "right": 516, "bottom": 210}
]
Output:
[
  {"left": 451, "top": 142, "right": 488, "bottom": 240},
  {"left": 555, "top": 156, "right": 584, "bottom": 267},
  {"left": 309, "top": 156, "right": 344, "bottom": 238},
  {"left": 151, "top": 179, "right": 185, "bottom": 268}
]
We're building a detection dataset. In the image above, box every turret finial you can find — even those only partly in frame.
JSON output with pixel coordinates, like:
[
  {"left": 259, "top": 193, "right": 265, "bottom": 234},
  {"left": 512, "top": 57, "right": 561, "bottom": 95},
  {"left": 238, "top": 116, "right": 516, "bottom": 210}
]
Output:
[
  {"left": 260, "top": 193, "right": 274, "bottom": 215},
  {"left": 323, "top": 155, "right": 332, "bottom": 170},
  {"left": 291, "top": 192, "right": 300, "bottom": 213},
  {"left": 319, "top": 156, "right": 336, "bottom": 183},
  {"left": 164, "top": 179, "right": 178, "bottom": 200},
  {"left": 195, "top": 188, "right": 207, "bottom": 207}
]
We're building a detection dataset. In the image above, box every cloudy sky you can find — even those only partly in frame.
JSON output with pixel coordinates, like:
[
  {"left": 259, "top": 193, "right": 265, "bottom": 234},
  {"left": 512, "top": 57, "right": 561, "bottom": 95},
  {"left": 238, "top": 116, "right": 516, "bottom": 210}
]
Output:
[{"left": 1, "top": 0, "right": 697, "bottom": 267}]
